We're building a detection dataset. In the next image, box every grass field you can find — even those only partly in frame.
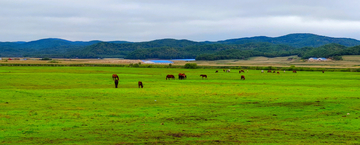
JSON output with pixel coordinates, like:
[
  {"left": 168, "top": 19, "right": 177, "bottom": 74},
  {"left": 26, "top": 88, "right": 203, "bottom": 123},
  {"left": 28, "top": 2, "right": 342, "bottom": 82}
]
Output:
[{"left": 1, "top": 66, "right": 360, "bottom": 144}]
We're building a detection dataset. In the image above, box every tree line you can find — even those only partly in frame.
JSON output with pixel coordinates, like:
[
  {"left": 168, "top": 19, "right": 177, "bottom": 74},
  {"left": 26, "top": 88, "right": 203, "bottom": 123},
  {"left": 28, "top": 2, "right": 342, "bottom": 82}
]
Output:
[{"left": 2, "top": 38, "right": 360, "bottom": 61}]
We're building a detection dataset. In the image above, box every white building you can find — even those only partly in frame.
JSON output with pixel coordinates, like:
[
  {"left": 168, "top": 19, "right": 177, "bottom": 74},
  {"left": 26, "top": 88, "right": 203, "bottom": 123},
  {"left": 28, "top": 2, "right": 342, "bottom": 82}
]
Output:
[
  {"left": 317, "top": 58, "right": 327, "bottom": 61},
  {"left": 308, "top": 57, "right": 317, "bottom": 61}
]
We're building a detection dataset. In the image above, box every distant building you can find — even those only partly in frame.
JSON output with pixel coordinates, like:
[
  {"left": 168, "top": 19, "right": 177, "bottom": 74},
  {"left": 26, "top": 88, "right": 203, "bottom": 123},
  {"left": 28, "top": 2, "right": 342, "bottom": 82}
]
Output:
[
  {"left": 308, "top": 57, "right": 328, "bottom": 61},
  {"left": 317, "top": 58, "right": 327, "bottom": 61}
]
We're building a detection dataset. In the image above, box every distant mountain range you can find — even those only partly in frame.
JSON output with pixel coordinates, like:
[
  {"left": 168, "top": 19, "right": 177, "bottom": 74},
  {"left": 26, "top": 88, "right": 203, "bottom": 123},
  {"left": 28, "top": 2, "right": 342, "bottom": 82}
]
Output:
[
  {"left": 1, "top": 33, "right": 360, "bottom": 60},
  {"left": 216, "top": 33, "right": 360, "bottom": 48}
]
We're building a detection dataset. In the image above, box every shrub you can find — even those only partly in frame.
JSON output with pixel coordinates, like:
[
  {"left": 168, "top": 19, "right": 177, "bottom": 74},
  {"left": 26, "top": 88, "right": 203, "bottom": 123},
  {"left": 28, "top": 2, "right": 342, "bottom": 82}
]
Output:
[
  {"left": 41, "top": 57, "right": 52, "bottom": 60},
  {"left": 184, "top": 63, "right": 197, "bottom": 69},
  {"left": 133, "top": 63, "right": 140, "bottom": 67},
  {"left": 331, "top": 56, "right": 343, "bottom": 60}
]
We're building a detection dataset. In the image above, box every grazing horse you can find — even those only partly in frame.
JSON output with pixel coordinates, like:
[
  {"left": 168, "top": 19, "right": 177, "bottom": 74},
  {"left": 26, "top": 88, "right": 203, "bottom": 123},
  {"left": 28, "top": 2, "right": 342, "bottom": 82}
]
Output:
[
  {"left": 322, "top": 70, "right": 324, "bottom": 73},
  {"left": 241, "top": 70, "right": 245, "bottom": 73},
  {"left": 114, "top": 79, "right": 119, "bottom": 88},
  {"left": 138, "top": 81, "right": 143, "bottom": 88},
  {"left": 112, "top": 74, "right": 119, "bottom": 88},
  {"left": 223, "top": 69, "right": 225, "bottom": 72},
  {"left": 215, "top": 70, "right": 218, "bottom": 73},
  {"left": 241, "top": 75, "right": 245, "bottom": 80},
  {"left": 112, "top": 74, "right": 119, "bottom": 80},
  {"left": 226, "top": 69, "right": 230, "bottom": 73},
  {"left": 166, "top": 75, "right": 175, "bottom": 80},
  {"left": 273, "top": 71, "right": 276, "bottom": 73},
  {"left": 267, "top": 70, "right": 272, "bottom": 73},
  {"left": 200, "top": 74, "right": 207, "bottom": 79},
  {"left": 293, "top": 70, "right": 297, "bottom": 73},
  {"left": 178, "top": 73, "right": 186, "bottom": 80},
  {"left": 277, "top": 72, "right": 280, "bottom": 74}
]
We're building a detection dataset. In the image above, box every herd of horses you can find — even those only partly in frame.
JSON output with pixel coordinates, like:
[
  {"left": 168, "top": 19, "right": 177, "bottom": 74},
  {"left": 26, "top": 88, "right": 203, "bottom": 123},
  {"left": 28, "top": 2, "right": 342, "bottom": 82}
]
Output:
[{"left": 112, "top": 69, "right": 325, "bottom": 88}]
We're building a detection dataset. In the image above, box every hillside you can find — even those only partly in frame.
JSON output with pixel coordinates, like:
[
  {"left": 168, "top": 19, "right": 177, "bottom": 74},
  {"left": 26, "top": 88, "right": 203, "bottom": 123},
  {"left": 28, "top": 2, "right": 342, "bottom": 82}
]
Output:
[
  {"left": 1, "top": 33, "right": 360, "bottom": 60},
  {"left": 70, "top": 39, "right": 203, "bottom": 58},
  {"left": 217, "top": 33, "right": 360, "bottom": 48}
]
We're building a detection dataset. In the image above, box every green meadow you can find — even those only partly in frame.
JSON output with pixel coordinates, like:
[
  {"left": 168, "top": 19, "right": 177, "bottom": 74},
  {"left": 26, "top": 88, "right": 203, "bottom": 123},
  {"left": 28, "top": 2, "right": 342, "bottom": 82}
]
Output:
[{"left": 1, "top": 66, "right": 360, "bottom": 144}]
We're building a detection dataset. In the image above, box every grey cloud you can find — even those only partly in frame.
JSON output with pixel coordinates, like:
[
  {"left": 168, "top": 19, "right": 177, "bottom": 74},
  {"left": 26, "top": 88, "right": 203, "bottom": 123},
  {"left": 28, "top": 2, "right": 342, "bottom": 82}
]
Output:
[{"left": 0, "top": 0, "right": 360, "bottom": 41}]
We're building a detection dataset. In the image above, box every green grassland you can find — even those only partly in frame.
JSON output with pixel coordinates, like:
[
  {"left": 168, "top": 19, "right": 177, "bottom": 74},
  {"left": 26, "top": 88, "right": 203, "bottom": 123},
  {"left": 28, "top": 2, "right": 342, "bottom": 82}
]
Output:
[{"left": 1, "top": 67, "right": 360, "bottom": 144}]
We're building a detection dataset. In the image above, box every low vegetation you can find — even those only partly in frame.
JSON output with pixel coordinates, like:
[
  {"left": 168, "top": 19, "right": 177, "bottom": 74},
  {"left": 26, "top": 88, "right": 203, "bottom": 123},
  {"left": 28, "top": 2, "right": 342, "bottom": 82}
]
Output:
[
  {"left": 184, "top": 63, "right": 197, "bottom": 69},
  {"left": 1, "top": 66, "right": 360, "bottom": 144}
]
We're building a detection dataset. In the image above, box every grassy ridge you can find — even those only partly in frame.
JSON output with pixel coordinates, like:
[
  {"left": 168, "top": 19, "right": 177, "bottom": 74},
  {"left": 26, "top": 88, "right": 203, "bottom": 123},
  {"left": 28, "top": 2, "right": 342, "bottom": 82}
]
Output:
[{"left": 1, "top": 67, "right": 360, "bottom": 144}]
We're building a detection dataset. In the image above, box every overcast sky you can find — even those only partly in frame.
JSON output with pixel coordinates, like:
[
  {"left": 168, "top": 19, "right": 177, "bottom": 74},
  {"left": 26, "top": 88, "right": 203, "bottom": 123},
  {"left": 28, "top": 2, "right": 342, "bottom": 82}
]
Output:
[{"left": 1, "top": 0, "right": 360, "bottom": 42}]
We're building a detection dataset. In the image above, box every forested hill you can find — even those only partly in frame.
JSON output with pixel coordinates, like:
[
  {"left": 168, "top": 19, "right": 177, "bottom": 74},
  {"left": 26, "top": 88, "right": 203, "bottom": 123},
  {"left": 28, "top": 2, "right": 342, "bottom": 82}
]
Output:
[
  {"left": 1, "top": 33, "right": 360, "bottom": 60},
  {"left": 216, "top": 33, "right": 360, "bottom": 48},
  {"left": 68, "top": 39, "right": 203, "bottom": 58}
]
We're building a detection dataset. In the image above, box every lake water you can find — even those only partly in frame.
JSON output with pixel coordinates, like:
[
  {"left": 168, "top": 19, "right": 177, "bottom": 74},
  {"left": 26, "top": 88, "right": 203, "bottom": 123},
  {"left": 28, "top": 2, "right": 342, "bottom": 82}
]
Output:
[
  {"left": 171, "top": 59, "right": 196, "bottom": 61},
  {"left": 142, "top": 59, "right": 195, "bottom": 64}
]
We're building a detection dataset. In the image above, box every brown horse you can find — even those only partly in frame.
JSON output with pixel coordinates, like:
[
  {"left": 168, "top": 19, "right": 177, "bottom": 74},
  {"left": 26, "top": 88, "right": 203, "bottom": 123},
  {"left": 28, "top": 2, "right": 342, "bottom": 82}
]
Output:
[
  {"left": 200, "top": 74, "right": 207, "bottom": 79},
  {"left": 322, "top": 70, "right": 324, "bottom": 73},
  {"left": 277, "top": 72, "right": 279, "bottom": 74},
  {"left": 112, "top": 74, "right": 119, "bottom": 80},
  {"left": 273, "top": 71, "right": 276, "bottom": 73},
  {"left": 113, "top": 74, "right": 119, "bottom": 88},
  {"left": 138, "top": 81, "right": 143, "bottom": 88},
  {"left": 241, "top": 75, "right": 245, "bottom": 80},
  {"left": 241, "top": 70, "right": 245, "bottom": 73},
  {"left": 166, "top": 75, "right": 175, "bottom": 80},
  {"left": 267, "top": 70, "right": 272, "bottom": 73},
  {"left": 179, "top": 73, "right": 186, "bottom": 80},
  {"left": 215, "top": 70, "right": 218, "bottom": 73},
  {"left": 239, "top": 71, "right": 241, "bottom": 73},
  {"left": 293, "top": 70, "right": 297, "bottom": 73},
  {"left": 223, "top": 69, "right": 225, "bottom": 72}
]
